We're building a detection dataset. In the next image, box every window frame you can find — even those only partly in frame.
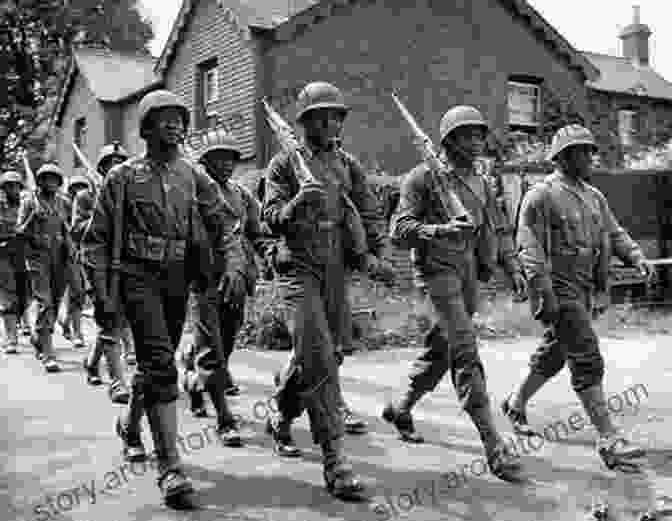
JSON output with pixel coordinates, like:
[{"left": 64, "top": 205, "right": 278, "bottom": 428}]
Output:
[
  {"left": 73, "top": 117, "right": 87, "bottom": 168},
  {"left": 618, "top": 108, "right": 637, "bottom": 147},
  {"left": 507, "top": 80, "right": 542, "bottom": 128},
  {"left": 202, "top": 62, "right": 219, "bottom": 113}
]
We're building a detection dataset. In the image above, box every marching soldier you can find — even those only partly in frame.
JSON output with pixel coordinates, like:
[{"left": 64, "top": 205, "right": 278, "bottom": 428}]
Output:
[
  {"left": 504, "top": 124, "right": 650, "bottom": 472},
  {"left": 177, "top": 132, "right": 264, "bottom": 444},
  {"left": 262, "top": 81, "right": 391, "bottom": 499},
  {"left": 59, "top": 174, "right": 91, "bottom": 348},
  {"left": 16, "top": 163, "right": 73, "bottom": 373},
  {"left": 72, "top": 143, "right": 131, "bottom": 403},
  {"left": 384, "top": 106, "right": 527, "bottom": 482},
  {"left": 82, "top": 89, "right": 246, "bottom": 509},
  {"left": 0, "top": 171, "right": 28, "bottom": 354}
]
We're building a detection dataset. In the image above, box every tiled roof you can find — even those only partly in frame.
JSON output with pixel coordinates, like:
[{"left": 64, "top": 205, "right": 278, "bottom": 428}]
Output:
[
  {"left": 583, "top": 51, "right": 672, "bottom": 101},
  {"left": 53, "top": 47, "right": 161, "bottom": 127},
  {"left": 156, "top": 0, "right": 598, "bottom": 81}
]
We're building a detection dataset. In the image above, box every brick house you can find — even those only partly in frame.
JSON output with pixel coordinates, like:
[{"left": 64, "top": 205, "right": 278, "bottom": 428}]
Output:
[
  {"left": 584, "top": 7, "right": 672, "bottom": 167},
  {"left": 50, "top": 47, "right": 162, "bottom": 180},
  {"left": 156, "top": 0, "right": 599, "bottom": 178}
]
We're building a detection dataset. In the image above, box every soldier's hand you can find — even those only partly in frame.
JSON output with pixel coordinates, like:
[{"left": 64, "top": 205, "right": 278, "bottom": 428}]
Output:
[
  {"left": 534, "top": 292, "right": 559, "bottom": 325},
  {"left": 511, "top": 272, "right": 528, "bottom": 302},
  {"left": 219, "top": 270, "right": 247, "bottom": 305},
  {"left": 432, "top": 219, "right": 475, "bottom": 238},
  {"left": 638, "top": 260, "right": 656, "bottom": 284}
]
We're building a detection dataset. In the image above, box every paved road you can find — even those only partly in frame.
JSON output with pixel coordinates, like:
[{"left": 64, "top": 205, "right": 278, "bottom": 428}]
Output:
[{"left": 2, "top": 321, "right": 671, "bottom": 521}]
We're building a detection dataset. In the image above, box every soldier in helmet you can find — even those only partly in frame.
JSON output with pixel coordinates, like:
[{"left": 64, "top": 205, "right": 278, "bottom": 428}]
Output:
[
  {"left": 58, "top": 174, "right": 92, "bottom": 349},
  {"left": 72, "top": 142, "right": 132, "bottom": 404},
  {"left": 0, "top": 171, "right": 28, "bottom": 354},
  {"left": 505, "top": 124, "right": 651, "bottom": 473},
  {"left": 81, "top": 89, "right": 246, "bottom": 509},
  {"left": 384, "top": 105, "right": 527, "bottom": 482},
  {"left": 176, "top": 132, "right": 264, "bottom": 444},
  {"left": 262, "top": 81, "right": 392, "bottom": 499},
  {"left": 16, "top": 163, "right": 73, "bottom": 373}
]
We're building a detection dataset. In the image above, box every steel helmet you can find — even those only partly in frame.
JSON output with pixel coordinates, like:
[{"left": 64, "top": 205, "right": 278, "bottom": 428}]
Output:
[
  {"left": 67, "top": 175, "right": 91, "bottom": 193},
  {"left": 0, "top": 171, "right": 24, "bottom": 187},
  {"left": 196, "top": 128, "right": 242, "bottom": 162},
  {"left": 295, "top": 82, "right": 349, "bottom": 122},
  {"left": 138, "top": 89, "right": 190, "bottom": 137},
  {"left": 96, "top": 142, "right": 129, "bottom": 171},
  {"left": 439, "top": 105, "right": 490, "bottom": 144},
  {"left": 36, "top": 163, "right": 64, "bottom": 184},
  {"left": 547, "top": 124, "right": 597, "bottom": 161}
]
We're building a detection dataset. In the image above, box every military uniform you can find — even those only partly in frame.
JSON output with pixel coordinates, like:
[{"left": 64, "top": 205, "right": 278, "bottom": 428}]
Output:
[
  {"left": 59, "top": 175, "right": 91, "bottom": 348},
  {"left": 71, "top": 179, "right": 130, "bottom": 402},
  {"left": 510, "top": 124, "right": 648, "bottom": 472},
  {"left": 264, "top": 145, "right": 386, "bottom": 433},
  {"left": 0, "top": 172, "right": 28, "bottom": 353},
  {"left": 518, "top": 171, "right": 644, "bottom": 386},
  {"left": 179, "top": 132, "right": 265, "bottom": 441},
  {"left": 385, "top": 105, "right": 524, "bottom": 480},
  {"left": 16, "top": 164, "right": 71, "bottom": 371},
  {"left": 83, "top": 89, "right": 245, "bottom": 506}
]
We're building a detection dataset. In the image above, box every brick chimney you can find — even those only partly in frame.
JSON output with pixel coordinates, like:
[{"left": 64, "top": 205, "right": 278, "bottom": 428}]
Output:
[{"left": 619, "top": 5, "right": 652, "bottom": 66}]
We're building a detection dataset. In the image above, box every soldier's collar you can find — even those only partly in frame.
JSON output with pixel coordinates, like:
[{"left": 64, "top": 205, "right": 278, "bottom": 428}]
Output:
[
  {"left": 555, "top": 170, "right": 587, "bottom": 189},
  {"left": 300, "top": 139, "right": 341, "bottom": 158}
]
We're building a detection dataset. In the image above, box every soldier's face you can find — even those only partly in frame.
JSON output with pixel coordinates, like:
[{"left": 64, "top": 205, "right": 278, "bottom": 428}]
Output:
[
  {"left": 151, "top": 107, "right": 186, "bottom": 147},
  {"left": 301, "top": 108, "right": 346, "bottom": 148},
  {"left": 2, "top": 182, "right": 22, "bottom": 201},
  {"left": 449, "top": 125, "right": 487, "bottom": 161},
  {"left": 561, "top": 144, "right": 593, "bottom": 180},
  {"left": 202, "top": 150, "right": 238, "bottom": 182},
  {"left": 38, "top": 173, "right": 62, "bottom": 194}
]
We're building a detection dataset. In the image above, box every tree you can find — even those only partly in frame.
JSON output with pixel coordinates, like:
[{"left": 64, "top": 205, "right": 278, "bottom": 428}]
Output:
[{"left": 0, "top": 0, "right": 154, "bottom": 169}]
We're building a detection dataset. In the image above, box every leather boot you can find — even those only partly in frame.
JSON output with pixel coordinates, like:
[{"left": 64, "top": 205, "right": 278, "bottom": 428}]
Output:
[
  {"left": 382, "top": 387, "right": 425, "bottom": 443},
  {"left": 84, "top": 334, "right": 104, "bottom": 384},
  {"left": 3, "top": 314, "right": 19, "bottom": 354},
  {"left": 40, "top": 333, "right": 60, "bottom": 373},
  {"left": 116, "top": 380, "right": 146, "bottom": 462},
  {"left": 69, "top": 309, "right": 86, "bottom": 348},
  {"left": 322, "top": 436, "right": 366, "bottom": 501},
  {"left": 100, "top": 336, "right": 129, "bottom": 403},
  {"left": 189, "top": 391, "right": 207, "bottom": 417},
  {"left": 469, "top": 405, "right": 525, "bottom": 483},
  {"left": 145, "top": 400, "right": 195, "bottom": 509},
  {"left": 120, "top": 325, "right": 136, "bottom": 366},
  {"left": 206, "top": 377, "right": 242, "bottom": 447}
]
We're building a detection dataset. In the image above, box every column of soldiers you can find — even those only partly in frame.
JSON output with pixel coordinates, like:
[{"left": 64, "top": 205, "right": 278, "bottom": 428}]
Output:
[{"left": 0, "top": 82, "right": 654, "bottom": 511}]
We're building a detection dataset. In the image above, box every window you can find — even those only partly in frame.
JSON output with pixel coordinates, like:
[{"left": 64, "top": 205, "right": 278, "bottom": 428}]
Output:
[
  {"left": 508, "top": 81, "right": 541, "bottom": 128},
  {"left": 73, "top": 117, "right": 87, "bottom": 167},
  {"left": 197, "top": 58, "right": 218, "bottom": 129},
  {"left": 618, "top": 109, "right": 637, "bottom": 146},
  {"left": 203, "top": 66, "right": 218, "bottom": 106}
]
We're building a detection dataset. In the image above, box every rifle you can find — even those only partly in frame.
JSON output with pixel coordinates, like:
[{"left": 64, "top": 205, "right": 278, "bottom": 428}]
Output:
[
  {"left": 72, "top": 141, "right": 104, "bottom": 188},
  {"left": 262, "top": 98, "right": 368, "bottom": 259},
  {"left": 391, "top": 92, "right": 473, "bottom": 226},
  {"left": 108, "top": 178, "right": 125, "bottom": 326},
  {"left": 18, "top": 151, "right": 43, "bottom": 231}
]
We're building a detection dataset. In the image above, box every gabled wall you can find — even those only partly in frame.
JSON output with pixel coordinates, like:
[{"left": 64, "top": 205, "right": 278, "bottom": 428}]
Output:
[
  {"left": 54, "top": 72, "right": 106, "bottom": 180},
  {"left": 163, "top": 0, "right": 257, "bottom": 159},
  {"left": 262, "top": 0, "right": 589, "bottom": 174}
]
